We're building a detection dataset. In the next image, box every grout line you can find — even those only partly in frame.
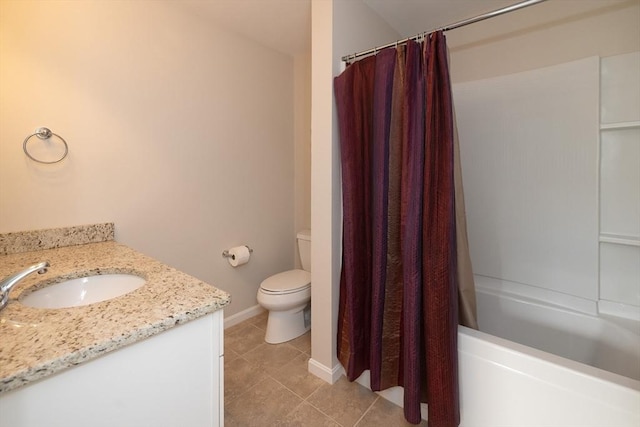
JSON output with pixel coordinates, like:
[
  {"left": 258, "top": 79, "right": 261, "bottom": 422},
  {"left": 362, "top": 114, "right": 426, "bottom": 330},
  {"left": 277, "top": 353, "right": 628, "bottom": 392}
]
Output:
[
  {"left": 227, "top": 354, "right": 340, "bottom": 425},
  {"left": 224, "top": 315, "right": 356, "bottom": 425},
  {"left": 352, "top": 395, "right": 379, "bottom": 427},
  {"left": 280, "top": 399, "right": 308, "bottom": 422},
  {"left": 224, "top": 374, "right": 270, "bottom": 410},
  {"left": 302, "top": 395, "right": 347, "bottom": 427}
]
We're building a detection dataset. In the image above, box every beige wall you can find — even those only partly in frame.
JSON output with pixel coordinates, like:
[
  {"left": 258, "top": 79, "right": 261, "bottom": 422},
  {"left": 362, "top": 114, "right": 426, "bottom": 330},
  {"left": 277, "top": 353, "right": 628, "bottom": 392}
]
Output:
[
  {"left": 310, "top": 0, "right": 640, "bottom": 380},
  {"left": 0, "top": 0, "right": 296, "bottom": 318},
  {"left": 294, "top": 51, "right": 311, "bottom": 261},
  {"left": 310, "top": 0, "right": 399, "bottom": 382}
]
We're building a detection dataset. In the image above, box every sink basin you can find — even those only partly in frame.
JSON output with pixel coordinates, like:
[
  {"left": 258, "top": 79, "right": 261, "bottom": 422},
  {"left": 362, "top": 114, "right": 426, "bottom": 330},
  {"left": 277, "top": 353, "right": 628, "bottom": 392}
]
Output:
[{"left": 21, "top": 274, "right": 145, "bottom": 309}]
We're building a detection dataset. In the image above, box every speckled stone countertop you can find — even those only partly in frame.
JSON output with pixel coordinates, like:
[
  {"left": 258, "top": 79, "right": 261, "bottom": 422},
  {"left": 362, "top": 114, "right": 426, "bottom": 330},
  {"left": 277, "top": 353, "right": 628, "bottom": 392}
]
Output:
[{"left": 0, "top": 225, "right": 230, "bottom": 394}]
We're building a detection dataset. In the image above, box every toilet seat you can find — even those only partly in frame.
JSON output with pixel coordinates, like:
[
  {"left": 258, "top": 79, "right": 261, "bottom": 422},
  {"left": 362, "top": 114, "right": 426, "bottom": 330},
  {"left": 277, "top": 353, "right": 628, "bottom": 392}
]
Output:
[{"left": 260, "top": 269, "right": 311, "bottom": 295}]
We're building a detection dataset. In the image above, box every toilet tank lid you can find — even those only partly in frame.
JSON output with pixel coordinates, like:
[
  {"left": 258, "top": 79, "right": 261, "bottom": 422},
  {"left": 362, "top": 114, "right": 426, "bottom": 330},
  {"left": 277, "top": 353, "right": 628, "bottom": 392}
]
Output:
[
  {"left": 260, "top": 269, "right": 311, "bottom": 292},
  {"left": 297, "top": 229, "right": 311, "bottom": 241}
]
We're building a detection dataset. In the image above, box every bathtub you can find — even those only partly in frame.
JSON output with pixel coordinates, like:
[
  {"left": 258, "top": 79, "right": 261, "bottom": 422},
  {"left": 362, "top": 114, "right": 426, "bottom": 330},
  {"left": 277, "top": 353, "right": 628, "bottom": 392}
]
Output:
[
  {"left": 355, "top": 276, "right": 640, "bottom": 425},
  {"left": 457, "top": 276, "right": 640, "bottom": 426}
]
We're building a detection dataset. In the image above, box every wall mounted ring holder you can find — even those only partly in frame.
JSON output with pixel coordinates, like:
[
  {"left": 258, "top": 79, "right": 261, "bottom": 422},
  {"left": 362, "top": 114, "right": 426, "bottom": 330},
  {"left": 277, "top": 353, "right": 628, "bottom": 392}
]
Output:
[{"left": 23, "top": 127, "right": 69, "bottom": 164}]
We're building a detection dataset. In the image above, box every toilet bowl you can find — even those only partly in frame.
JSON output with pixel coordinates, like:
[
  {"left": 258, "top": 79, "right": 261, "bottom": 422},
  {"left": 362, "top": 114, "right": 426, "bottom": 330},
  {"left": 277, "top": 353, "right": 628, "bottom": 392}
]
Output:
[{"left": 257, "top": 230, "right": 311, "bottom": 344}]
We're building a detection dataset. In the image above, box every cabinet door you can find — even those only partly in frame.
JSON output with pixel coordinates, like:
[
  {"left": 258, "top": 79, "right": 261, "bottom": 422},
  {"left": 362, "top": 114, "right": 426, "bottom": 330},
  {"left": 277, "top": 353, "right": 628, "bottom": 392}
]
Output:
[{"left": 0, "top": 311, "right": 222, "bottom": 427}]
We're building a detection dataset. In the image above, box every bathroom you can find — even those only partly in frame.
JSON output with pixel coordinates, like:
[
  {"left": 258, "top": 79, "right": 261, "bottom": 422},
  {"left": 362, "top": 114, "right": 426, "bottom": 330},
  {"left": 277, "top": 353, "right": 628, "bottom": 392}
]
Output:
[
  {"left": 1, "top": 0, "right": 639, "bottom": 425},
  {"left": 0, "top": 0, "right": 310, "bottom": 325}
]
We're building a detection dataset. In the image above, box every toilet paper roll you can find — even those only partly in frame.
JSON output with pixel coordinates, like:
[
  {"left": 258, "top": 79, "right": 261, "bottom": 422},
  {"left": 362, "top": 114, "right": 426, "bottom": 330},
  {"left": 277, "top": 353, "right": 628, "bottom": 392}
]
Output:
[{"left": 227, "top": 245, "right": 250, "bottom": 267}]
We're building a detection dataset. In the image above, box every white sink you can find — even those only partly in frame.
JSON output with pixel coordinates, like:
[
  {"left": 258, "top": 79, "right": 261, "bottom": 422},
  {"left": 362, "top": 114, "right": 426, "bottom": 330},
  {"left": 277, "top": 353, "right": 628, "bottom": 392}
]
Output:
[{"left": 21, "top": 274, "right": 145, "bottom": 309}]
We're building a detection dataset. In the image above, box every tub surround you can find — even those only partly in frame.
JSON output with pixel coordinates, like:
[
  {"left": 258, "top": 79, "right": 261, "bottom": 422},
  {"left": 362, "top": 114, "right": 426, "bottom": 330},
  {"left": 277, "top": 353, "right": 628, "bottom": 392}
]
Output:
[{"left": 0, "top": 224, "right": 231, "bottom": 394}]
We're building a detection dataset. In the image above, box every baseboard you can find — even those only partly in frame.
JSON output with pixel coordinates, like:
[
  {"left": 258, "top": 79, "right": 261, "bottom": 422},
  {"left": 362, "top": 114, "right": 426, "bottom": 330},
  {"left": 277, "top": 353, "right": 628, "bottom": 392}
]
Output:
[
  {"left": 223, "top": 304, "right": 265, "bottom": 329},
  {"left": 308, "top": 358, "right": 344, "bottom": 384}
]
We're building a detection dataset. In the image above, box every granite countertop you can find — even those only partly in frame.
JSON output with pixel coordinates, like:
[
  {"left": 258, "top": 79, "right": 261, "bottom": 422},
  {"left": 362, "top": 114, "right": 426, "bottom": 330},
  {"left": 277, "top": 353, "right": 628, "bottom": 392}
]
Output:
[{"left": 0, "top": 225, "right": 230, "bottom": 394}]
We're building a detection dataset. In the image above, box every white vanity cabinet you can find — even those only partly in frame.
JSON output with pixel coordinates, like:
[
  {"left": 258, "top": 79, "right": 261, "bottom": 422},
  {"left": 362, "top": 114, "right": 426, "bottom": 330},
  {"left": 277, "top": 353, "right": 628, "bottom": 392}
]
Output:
[{"left": 0, "top": 310, "right": 224, "bottom": 427}]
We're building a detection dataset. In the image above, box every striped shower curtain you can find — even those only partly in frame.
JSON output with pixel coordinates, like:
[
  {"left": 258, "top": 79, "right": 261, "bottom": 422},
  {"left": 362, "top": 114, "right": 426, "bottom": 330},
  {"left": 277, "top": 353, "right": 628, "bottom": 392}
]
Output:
[{"left": 334, "top": 32, "right": 477, "bottom": 426}]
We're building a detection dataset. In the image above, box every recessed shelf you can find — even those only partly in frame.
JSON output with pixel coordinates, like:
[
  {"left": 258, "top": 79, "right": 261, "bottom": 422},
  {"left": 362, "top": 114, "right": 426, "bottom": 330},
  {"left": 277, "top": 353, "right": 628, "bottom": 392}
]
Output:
[
  {"left": 600, "top": 121, "right": 640, "bottom": 130},
  {"left": 599, "top": 233, "right": 640, "bottom": 247}
]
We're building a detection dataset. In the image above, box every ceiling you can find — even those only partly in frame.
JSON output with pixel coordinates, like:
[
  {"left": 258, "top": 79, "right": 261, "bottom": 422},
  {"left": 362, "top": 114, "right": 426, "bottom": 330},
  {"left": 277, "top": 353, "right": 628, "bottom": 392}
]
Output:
[
  {"left": 363, "top": 0, "right": 524, "bottom": 38},
  {"left": 181, "top": 0, "right": 533, "bottom": 57},
  {"left": 181, "top": 0, "right": 312, "bottom": 56}
]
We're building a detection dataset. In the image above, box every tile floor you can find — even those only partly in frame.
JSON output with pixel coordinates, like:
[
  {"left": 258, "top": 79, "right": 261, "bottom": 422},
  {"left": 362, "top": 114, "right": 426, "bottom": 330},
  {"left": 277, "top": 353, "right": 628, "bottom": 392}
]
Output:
[{"left": 224, "top": 312, "right": 427, "bottom": 426}]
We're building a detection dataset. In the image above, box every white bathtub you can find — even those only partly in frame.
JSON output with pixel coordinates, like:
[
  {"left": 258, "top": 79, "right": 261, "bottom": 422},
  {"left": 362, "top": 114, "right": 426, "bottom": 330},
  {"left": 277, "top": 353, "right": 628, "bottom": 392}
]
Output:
[
  {"left": 458, "top": 276, "right": 640, "bottom": 426},
  {"left": 354, "top": 276, "right": 640, "bottom": 425}
]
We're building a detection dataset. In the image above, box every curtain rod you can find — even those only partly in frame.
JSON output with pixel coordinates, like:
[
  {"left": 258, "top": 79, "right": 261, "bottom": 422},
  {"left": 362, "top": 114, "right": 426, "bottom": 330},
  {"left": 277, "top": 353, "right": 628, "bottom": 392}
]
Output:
[{"left": 341, "top": 0, "right": 548, "bottom": 63}]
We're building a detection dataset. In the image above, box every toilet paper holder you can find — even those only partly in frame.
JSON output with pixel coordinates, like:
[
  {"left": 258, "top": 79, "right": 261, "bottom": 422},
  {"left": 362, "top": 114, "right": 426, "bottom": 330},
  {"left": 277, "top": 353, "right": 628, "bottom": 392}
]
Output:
[{"left": 222, "top": 246, "right": 253, "bottom": 260}]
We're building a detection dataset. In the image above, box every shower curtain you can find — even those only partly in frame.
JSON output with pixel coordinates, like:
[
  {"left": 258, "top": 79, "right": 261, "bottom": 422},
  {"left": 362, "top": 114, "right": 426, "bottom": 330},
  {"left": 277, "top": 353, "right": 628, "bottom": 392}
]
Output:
[{"left": 334, "top": 32, "right": 477, "bottom": 426}]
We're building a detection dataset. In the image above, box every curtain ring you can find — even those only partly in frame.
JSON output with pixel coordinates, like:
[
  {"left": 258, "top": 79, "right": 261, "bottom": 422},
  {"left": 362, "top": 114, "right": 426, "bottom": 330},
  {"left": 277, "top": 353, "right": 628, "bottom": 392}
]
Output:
[{"left": 23, "top": 127, "right": 69, "bottom": 164}]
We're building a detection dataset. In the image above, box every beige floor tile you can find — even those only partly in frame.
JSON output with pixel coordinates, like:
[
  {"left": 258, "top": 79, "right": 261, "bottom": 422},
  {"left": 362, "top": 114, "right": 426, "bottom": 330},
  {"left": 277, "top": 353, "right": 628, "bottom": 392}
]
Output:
[
  {"left": 307, "top": 376, "right": 378, "bottom": 427},
  {"left": 271, "top": 353, "right": 326, "bottom": 399},
  {"left": 277, "top": 401, "right": 342, "bottom": 426},
  {"left": 223, "top": 313, "right": 424, "bottom": 427},
  {"left": 243, "top": 342, "right": 303, "bottom": 376},
  {"left": 224, "top": 318, "right": 252, "bottom": 335},
  {"left": 355, "top": 395, "right": 428, "bottom": 426},
  {"left": 224, "top": 356, "right": 269, "bottom": 404},
  {"left": 225, "top": 323, "right": 266, "bottom": 356},
  {"left": 225, "top": 348, "right": 240, "bottom": 363},
  {"left": 225, "top": 377, "right": 303, "bottom": 426},
  {"left": 224, "top": 410, "right": 241, "bottom": 427},
  {"left": 248, "top": 310, "right": 268, "bottom": 330},
  {"left": 288, "top": 330, "right": 311, "bottom": 354}
]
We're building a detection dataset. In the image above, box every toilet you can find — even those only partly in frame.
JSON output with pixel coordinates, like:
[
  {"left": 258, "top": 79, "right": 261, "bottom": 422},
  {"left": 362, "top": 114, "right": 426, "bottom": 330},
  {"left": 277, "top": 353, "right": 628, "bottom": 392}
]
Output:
[{"left": 257, "top": 230, "right": 311, "bottom": 344}]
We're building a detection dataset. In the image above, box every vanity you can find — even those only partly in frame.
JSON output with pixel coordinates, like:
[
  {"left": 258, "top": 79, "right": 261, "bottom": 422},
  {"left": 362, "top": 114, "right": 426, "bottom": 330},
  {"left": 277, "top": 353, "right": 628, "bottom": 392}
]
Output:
[{"left": 0, "top": 224, "right": 230, "bottom": 427}]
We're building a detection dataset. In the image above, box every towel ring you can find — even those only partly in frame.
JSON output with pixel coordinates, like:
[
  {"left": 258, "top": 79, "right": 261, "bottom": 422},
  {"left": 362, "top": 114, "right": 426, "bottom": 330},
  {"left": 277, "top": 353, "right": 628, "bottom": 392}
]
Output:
[{"left": 23, "top": 127, "right": 68, "bottom": 164}]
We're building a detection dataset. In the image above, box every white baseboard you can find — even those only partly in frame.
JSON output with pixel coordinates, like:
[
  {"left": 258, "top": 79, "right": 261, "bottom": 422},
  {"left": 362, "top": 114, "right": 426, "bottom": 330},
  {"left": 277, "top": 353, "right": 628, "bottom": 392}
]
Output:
[
  {"left": 308, "top": 358, "right": 344, "bottom": 384},
  {"left": 223, "top": 304, "right": 265, "bottom": 329}
]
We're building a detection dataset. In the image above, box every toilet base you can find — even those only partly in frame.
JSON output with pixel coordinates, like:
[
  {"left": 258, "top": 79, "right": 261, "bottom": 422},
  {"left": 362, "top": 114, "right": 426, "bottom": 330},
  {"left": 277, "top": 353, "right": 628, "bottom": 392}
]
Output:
[{"left": 264, "top": 303, "right": 310, "bottom": 344}]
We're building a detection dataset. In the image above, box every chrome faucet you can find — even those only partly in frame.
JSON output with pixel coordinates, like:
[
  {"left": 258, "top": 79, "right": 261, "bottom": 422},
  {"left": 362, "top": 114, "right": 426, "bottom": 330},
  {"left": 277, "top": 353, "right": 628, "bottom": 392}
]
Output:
[{"left": 0, "top": 261, "right": 49, "bottom": 311}]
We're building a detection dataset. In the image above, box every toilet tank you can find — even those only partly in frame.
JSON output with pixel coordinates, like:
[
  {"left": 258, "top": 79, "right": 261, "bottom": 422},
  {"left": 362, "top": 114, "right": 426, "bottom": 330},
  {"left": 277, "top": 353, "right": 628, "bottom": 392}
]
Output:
[{"left": 297, "top": 229, "right": 311, "bottom": 272}]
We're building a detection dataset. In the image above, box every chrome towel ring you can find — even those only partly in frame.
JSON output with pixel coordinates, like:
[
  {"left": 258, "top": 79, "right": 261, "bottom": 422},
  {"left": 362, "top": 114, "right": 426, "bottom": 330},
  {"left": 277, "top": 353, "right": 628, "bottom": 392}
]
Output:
[{"left": 23, "top": 127, "right": 68, "bottom": 164}]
